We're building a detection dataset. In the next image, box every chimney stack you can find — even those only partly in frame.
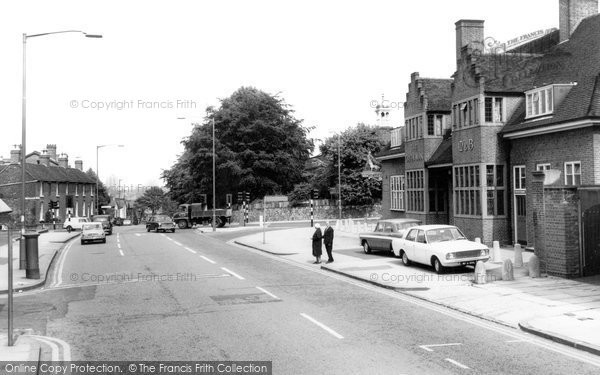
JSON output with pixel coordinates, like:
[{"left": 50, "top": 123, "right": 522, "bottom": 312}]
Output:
[
  {"left": 46, "top": 144, "right": 57, "bottom": 161},
  {"left": 560, "top": 0, "right": 598, "bottom": 42},
  {"left": 58, "top": 153, "right": 69, "bottom": 168},
  {"left": 75, "top": 160, "right": 83, "bottom": 171},
  {"left": 10, "top": 145, "right": 21, "bottom": 163},
  {"left": 40, "top": 150, "right": 50, "bottom": 167},
  {"left": 455, "top": 19, "right": 485, "bottom": 63}
]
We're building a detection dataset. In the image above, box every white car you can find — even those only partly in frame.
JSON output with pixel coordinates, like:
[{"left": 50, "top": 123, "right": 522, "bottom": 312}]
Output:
[
  {"left": 81, "top": 223, "right": 106, "bottom": 245},
  {"left": 394, "top": 225, "right": 490, "bottom": 274},
  {"left": 63, "top": 217, "right": 90, "bottom": 232}
]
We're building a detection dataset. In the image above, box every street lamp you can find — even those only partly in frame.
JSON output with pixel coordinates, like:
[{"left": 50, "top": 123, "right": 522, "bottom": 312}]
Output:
[
  {"left": 328, "top": 131, "right": 343, "bottom": 220},
  {"left": 96, "top": 144, "right": 124, "bottom": 214},
  {"left": 21, "top": 30, "right": 102, "bottom": 234}
]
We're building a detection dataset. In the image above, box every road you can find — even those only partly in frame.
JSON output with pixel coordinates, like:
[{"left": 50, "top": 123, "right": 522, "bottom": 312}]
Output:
[{"left": 2, "top": 224, "right": 600, "bottom": 374}]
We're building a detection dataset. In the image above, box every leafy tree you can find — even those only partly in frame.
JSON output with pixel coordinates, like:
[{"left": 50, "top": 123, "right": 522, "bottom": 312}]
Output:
[
  {"left": 135, "top": 186, "right": 167, "bottom": 215},
  {"left": 314, "top": 123, "right": 388, "bottom": 206},
  {"left": 86, "top": 169, "right": 111, "bottom": 207},
  {"left": 163, "top": 87, "right": 314, "bottom": 205}
]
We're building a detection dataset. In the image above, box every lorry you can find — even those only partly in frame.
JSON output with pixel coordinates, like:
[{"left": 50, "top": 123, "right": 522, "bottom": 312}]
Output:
[{"left": 172, "top": 203, "right": 232, "bottom": 229}]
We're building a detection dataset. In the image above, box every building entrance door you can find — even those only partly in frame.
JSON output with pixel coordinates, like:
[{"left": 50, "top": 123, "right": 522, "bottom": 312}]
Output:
[
  {"left": 515, "top": 195, "right": 527, "bottom": 245},
  {"left": 580, "top": 188, "right": 600, "bottom": 276}
]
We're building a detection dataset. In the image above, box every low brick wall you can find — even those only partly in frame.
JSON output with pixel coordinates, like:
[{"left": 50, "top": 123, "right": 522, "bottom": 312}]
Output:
[{"left": 232, "top": 204, "right": 382, "bottom": 223}]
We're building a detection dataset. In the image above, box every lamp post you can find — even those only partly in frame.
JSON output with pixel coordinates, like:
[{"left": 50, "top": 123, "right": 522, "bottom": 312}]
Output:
[
  {"left": 337, "top": 133, "right": 342, "bottom": 220},
  {"left": 212, "top": 117, "right": 216, "bottom": 232},
  {"left": 96, "top": 144, "right": 124, "bottom": 214}
]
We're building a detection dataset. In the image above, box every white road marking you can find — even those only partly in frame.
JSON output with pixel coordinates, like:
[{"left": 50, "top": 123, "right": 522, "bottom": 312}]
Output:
[
  {"left": 200, "top": 255, "right": 216, "bottom": 264},
  {"left": 184, "top": 247, "right": 197, "bottom": 254},
  {"left": 229, "top": 239, "right": 600, "bottom": 368},
  {"left": 256, "top": 286, "right": 279, "bottom": 300},
  {"left": 54, "top": 241, "right": 74, "bottom": 287},
  {"left": 300, "top": 313, "right": 344, "bottom": 339},
  {"left": 119, "top": 249, "right": 124, "bottom": 257},
  {"left": 135, "top": 233, "right": 141, "bottom": 237},
  {"left": 29, "top": 335, "right": 71, "bottom": 361},
  {"left": 221, "top": 267, "right": 245, "bottom": 280},
  {"left": 160, "top": 233, "right": 166, "bottom": 237},
  {"left": 506, "top": 339, "right": 531, "bottom": 343},
  {"left": 419, "top": 343, "right": 463, "bottom": 352},
  {"left": 117, "top": 243, "right": 121, "bottom": 249},
  {"left": 30, "top": 336, "right": 59, "bottom": 361},
  {"left": 445, "top": 358, "right": 469, "bottom": 369},
  {"left": 173, "top": 241, "right": 182, "bottom": 246}
]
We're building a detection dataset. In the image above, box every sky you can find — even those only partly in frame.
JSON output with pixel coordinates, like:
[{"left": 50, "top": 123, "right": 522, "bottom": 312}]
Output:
[{"left": 0, "top": 0, "right": 559, "bottom": 188}]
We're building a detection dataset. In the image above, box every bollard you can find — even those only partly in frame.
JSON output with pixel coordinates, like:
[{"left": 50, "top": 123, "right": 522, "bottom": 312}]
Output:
[
  {"left": 475, "top": 237, "right": 481, "bottom": 243},
  {"left": 19, "top": 237, "right": 26, "bottom": 270},
  {"left": 514, "top": 244, "right": 523, "bottom": 268},
  {"left": 528, "top": 254, "right": 541, "bottom": 278},
  {"left": 474, "top": 261, "right": 487, "bottom": 284},
  {"left": 492, "top": 241, "right": 502, "bottom": 263},
  {"left": 24, "top": 232, "right": 40, "bottom": 279},
  {"left": 502, "top": 259, "right": 514, "bottom": 281}
]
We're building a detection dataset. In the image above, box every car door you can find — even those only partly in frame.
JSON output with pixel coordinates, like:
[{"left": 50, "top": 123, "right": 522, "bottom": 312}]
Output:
[
  {"left": 381, "top": 222, "right": 395, "bottom": 251},
  {"left": 403, "top": 229, "right": 418, "bottom": 260},
  {"left": 413, "top": 230, "right": 428, "bottom": 264},
  {"left": 370, "top": 223, "right": 384, "bottom": 250}
]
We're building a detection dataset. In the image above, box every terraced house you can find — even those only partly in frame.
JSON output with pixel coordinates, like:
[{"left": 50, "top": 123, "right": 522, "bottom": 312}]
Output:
[{"left": 377, "top": 0, "right": 600, "bottom": 278}]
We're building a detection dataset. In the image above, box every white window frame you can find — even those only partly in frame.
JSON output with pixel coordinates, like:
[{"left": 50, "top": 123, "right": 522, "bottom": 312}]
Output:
[
  {"left": 514, "top": 165, "right": 526, "bottom": 191},
  {"left": 453, "top": 165, "right": 482, "bottom": 217},
  {"left": 406, "top": 170, "right": 425, "bottom": 212},
  {"left": 526, "top": 86, "right": 554, "bottom": 119},
  {"left": 390, "top": 175, "right": 405, "bottom": 211},
  {"left": 391, "top": 128, "right": 403, "bottom": 148},
  {"left": 484, "top": 97, "right": 504, "bottom": 123},
  {"left": 564, "top": 161, "right": 581, "bottom": 186},
  {"left": 536, "top": 163, "right": 551, "bottom": 171}
]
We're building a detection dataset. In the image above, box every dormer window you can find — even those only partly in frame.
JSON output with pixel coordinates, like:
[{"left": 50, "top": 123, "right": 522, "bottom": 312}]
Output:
[{"left": 526, "top": 86, "right": 553, "bottom": 118}]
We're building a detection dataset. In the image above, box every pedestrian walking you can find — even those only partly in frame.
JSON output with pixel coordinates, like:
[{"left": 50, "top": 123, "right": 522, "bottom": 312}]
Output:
[
  {"left": 311, "top": 223, "right": 323, "bottom": 264},
  {"left": 323, "top": 221, "right": 334, "bottom": 263}
]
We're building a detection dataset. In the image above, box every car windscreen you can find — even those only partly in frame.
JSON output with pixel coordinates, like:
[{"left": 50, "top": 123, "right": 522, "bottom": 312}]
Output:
[
  {"left": 426, "top": 227, "right": 467, "bottom": 243},
  {"left": 93, "top": 217, "right": 109, "bottom": 222},
  {"left": 83, "top": 224, "right": 102, "bottom": 230},
  {"left": 154, "top": 216, "right": 171, "bottom": 222}
]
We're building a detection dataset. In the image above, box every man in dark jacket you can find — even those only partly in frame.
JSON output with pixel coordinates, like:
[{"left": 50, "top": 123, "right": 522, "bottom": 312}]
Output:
[
  {"left": 323, "top": 221, "right": 334, "bottom": 263},
  {"left": 312, "top": 223, "right": 323, "bottom": 264}
]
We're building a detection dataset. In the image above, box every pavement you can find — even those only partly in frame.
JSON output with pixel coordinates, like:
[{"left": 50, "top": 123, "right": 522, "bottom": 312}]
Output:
[
  {"left": 233, "top": 224, "right": 600, "bottom": 357},
  {"left": 0, "top": 230, "right": 79, "bottom": 359}
]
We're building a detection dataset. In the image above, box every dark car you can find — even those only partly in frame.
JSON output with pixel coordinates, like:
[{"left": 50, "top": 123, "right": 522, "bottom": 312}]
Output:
[
  {"left": 359, "top": 218, "right": 422, "bottom": 254},
  {"left": 146, "top": 215, "right": 176, "bottom": 233},
  {"left": 91, "top": 215, "right": 113, "bottom": 235}
]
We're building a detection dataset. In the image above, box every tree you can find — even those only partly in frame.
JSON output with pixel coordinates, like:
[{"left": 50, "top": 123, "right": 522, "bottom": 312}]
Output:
[
  {"left": 86, "top": 169, "right": 111, "bottom": 207},
  {"left": 135, "top": 186, "right": 167, "bottom": 215},
  {"left": 314, "top": 123, "right": 389, "bottom": 206},
  {"left": 163, "top": 87, "right": 314, "bottom": 205}
]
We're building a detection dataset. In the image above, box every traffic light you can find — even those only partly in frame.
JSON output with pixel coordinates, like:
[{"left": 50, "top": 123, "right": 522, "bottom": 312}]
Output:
[
  {"left": 200, "top": 194, "right": 207, "bottom": 204},
  {"left": 50, "top": 200, "right": 59, "bottom": 209},
  {"left": 245, "top": 191, "right": 250, "bottom": 203},
  {"left": 237, "top": 191, "right": 243, "bottom": 203},
  {"left": 313, "top": 189, "right": 319, "bottom": 199}
]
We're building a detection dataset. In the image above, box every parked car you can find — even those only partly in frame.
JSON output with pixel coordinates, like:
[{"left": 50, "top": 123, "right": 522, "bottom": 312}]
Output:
[
  {"left": 122, "top": 219, "right": 132, "bottom": 226},
  {"left": 81, "top": 223, "right": 106, "bottom": 245},
  {"left": 359, "top": 218, "right": 422, "bottom": 254},
  {"left": 63, "top": 217, "right": 90, "bottom": 232},
  {"left": 91, "top": 215, "right": 113, "bottom": 235},
  {"left": 146, "top": 215, "right": 176, "bottom": 233},
  {"left": 394, "top": 225, "right": 490, "bottom": 274}
]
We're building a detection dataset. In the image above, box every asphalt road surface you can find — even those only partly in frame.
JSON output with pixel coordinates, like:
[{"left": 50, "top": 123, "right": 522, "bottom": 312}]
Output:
[{"left": 2, "top": 225, "right": 600, "bottom": 374}]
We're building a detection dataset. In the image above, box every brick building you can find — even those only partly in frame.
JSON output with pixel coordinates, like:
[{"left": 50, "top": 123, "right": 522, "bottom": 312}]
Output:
[
  {"left": 377, "top": 0, "right": 600, "bottom": 277},
  {"left": 0, "top": 144, "right": 96, "bottom": 225}
]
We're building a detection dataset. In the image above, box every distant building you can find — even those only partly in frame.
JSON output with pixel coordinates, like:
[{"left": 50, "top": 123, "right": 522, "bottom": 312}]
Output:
[{"left": 0, "top": 144, "right": 96, "bottom": 224}]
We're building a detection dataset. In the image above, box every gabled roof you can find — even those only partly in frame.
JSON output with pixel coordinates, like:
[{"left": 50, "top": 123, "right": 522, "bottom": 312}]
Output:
[
  {"left": 0, "top": 163, "right": 95, "bottom": 184},
  {"left": 425, "top": 137, "right": 453, "bottom": 167},
  {"left": 502, "top": 14, "right": 600, "bottom": 135},
  {"left": 423, "top": 79, "right": 453, "bottom": 111}
]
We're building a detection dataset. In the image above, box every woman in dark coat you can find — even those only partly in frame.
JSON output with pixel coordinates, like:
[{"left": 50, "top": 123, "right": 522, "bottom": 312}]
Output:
[{"left": 312, "top": 223, "right": 323, "bottom": 264}]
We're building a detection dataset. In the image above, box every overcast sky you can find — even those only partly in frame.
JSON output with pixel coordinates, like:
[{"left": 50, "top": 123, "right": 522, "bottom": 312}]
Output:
[{"left": 0, "top": 0, "right": 560, "bottom": 188}]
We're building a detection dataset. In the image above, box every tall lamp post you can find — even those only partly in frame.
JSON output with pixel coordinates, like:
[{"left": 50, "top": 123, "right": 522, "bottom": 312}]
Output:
[
  {"left": 212, "top": 117, "right": 216, "bottom": 232},
  {"left": 96, "top": 144, "right": 124, "bottom": 214}
]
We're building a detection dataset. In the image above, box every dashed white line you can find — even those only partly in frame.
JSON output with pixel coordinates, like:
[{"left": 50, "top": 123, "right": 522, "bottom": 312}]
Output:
[
  {"left": 200, "top": 255, "right": 216, "bottom": 264},
  {"left": 419, "top": 343, "right": 462, "bottom": 352},
  {"left": 221, "top": 267, "right": 245, "bottom": 280},
  {"left": 256, "top": 286, "right": 279, "bottom": 300},
  {"left": 300, "top": 313, "right": 344, "bottom": 339},
  {"left": 173, "top": 241, "right": 182, "bottom": 246},
  {"left": 117, "top": 243, "right": 121, "bottom": 249},
  {"left": 184, "top": 247, "right": 197, "bottom": 254},
  {"left": 119, "top": 249, "right": 124, "bottom": 257},
  {"left": 135, "top": 233, "right": 141, "bottom": 237},
  {"left": 445, "top": 358, "right": 470, "bottom": 369}
]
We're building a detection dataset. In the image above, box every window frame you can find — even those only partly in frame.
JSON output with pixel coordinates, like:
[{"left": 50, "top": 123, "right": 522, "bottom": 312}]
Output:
[
  {"left": 390, "top": 175, "right": 406, "bottom": 211},
  {"left": 564, "top": 161, "right": 581, "bottom": 186},
  {"left": 525, "top": 86, "right": 554, "bottom": 119},
  {"left": 406, "top": 170, "right": 425, "bottom": 213}
]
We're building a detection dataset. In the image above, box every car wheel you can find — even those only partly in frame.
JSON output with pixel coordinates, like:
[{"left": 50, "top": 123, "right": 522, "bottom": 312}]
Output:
[
  {"left": 401, "top": 251, "right": 411, "bottom": 266},
  {"left": 362, "top": 241, "right": 372, "bottom": 254},
  {"left": 171, "top": 229, "right": 175, "bottom": 233},
  {"left": 146, "top": 226, "right": 151, "bottom": 232},
  {"left": 81, "top": 240, "right": 85, "bottom": 245},
  {"left": 433, "top": 257, "right": 445, "bottom": 274},
  {"left": 102, "top": 238, "right": 106, "bottom": 243},
  {"left": 177, "top": 220, "right": 188, "bottom": 229},
  {"left": 67, "top": 226, "right": 73, "bottom": 233}
]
